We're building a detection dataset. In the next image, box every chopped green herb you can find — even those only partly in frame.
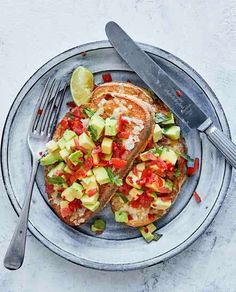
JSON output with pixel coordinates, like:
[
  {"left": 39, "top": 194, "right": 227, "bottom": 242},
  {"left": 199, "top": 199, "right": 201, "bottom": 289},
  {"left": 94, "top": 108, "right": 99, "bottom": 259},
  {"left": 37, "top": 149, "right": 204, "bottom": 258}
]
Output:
[
  {"left": 106, "top": 167, "right": 123, "bottom": 187},
  {"left": 174, "top": 165, "right": 181, "bottom": 177},
  {"left": 47, "top": 176, "right": 66, "bottom": 185},
  {"left": 155, "top": 112, "right": 172, "bottom": 124},
  {"left": 152, "top": 146, "right": 163, "bottom": 156},
  {"left": 88, "top": 125, "right": 98, "bottom": 141},
  {"left": 83, "top": 108, "right": 95, "bottom": 118},
  {"left": 90, "top": 218, "right": 106, "bottom": 234}
]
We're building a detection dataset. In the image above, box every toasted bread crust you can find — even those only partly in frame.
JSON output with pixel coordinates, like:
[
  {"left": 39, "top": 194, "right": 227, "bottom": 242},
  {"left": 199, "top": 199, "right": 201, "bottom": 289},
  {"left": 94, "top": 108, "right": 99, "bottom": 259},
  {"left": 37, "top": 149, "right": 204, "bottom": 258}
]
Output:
[{"left": 45, "top": 93, "right": 154, "bottom": 226}]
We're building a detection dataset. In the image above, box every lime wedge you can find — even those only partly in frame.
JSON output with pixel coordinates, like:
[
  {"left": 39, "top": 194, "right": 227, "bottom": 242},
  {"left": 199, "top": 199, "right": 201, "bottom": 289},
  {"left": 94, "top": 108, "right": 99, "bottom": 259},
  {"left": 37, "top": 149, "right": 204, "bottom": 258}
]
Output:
[{"left": 70, "top": 66, "right": 94, "bottom": 105}]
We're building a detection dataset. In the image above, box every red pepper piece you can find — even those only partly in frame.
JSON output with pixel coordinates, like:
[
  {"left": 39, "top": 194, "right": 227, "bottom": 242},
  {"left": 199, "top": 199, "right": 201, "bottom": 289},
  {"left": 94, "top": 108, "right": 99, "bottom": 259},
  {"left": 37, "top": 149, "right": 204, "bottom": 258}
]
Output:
[
  {"left": 68, "top": 199, "right": 82, "bottom": 211},
  {"left": 111, "top": 158, "right": 127, "bottom": 168},
  {"left": 84, "top": 157, "right": 93, "bottom": 171},
  {"left": 128, "top": 214, "right": 133, "bottom": 221},
  {"left": 68, "top": 119, "right": 84, "bottom": 135},
  {"left": 148, "top": 214, "right": 156, "bottom": 220},
  {"left": 117, "top": 131, "right": 130, "bottom": 139},
  {"left": 176, "top": 89, "right": 182, "bottom": 97},
  {"left": 45, "top": 184, "right": 54, "bottom": 195},
  {"left": 86, "top": 188, "right": 98, "bottom": 197},
  {"left": 118, "top": 115, "right": 129, "bottom": 132},
  {"left": 102, "top": 73, "right": 112, "bottom": 83},
  {"left": 61, "top": 206, "right": 72, "bottom": 218},
  {"left": 66, "top": 101, "right": 76, "bottom": 108},
  {"left": 187, "top": 158, "right": 200, "bottom": 176},
  {"left": 193, "top": 191, "right": 201, "bottom": 203},
  {"left": 118, "top": 182, "right": 132, "bottom": 196},
  {"left": 104, "top": 93, "right": 113, "bottom": 100},
  {"left": 60, "top": 119, "right": 69, "bottom": 131}
]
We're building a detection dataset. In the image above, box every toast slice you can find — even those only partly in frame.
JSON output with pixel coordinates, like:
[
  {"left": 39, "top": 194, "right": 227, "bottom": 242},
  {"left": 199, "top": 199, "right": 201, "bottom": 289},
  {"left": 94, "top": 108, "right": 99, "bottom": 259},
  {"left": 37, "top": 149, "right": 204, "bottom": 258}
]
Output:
[
  {"left": 91, "top": 82, "right": 187, "bottom": 227},
  {"left": 41, "top": 91, "right": 154, "bottom": 226}
]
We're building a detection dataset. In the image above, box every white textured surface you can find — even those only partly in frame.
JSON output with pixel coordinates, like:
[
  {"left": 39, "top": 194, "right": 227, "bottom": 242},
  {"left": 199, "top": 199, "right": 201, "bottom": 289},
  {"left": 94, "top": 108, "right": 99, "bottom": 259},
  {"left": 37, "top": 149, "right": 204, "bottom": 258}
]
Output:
[{"left": 0, "top": 0, "right": 236, "bottom": 291}]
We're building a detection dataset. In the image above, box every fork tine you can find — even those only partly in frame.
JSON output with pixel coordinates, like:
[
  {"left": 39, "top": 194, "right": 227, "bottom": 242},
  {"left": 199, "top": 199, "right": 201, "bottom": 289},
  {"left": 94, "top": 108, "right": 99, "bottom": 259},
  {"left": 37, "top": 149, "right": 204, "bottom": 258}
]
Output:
[
  {"left": 30, "top": 78, "right": 51, "bottom": 133},
  {"left": 41, "top": 80, "right": 62, "bottom": 133},
  {"left": 47, "top": 84, "right": 67, "bottom": 136},
  {"left": 34, "top": 79, "right": 57, "bottom": 133}
]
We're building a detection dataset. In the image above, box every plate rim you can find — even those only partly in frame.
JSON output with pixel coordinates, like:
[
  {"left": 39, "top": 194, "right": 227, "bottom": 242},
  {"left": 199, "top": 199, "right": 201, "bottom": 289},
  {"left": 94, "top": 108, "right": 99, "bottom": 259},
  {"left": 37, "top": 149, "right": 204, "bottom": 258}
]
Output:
[{"left": 1, "top": 40, "right": 232, "bottom": 271}]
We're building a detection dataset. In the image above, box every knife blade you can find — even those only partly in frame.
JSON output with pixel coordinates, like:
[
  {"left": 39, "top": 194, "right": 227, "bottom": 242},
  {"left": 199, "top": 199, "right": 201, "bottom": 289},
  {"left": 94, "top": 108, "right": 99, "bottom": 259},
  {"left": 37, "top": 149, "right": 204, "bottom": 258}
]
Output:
[
  {"left": 105, "top": 21, "right": 236, "bottom": 168},
  {"left": 105, "top": 21, "right": 207, "bottom": 129}
]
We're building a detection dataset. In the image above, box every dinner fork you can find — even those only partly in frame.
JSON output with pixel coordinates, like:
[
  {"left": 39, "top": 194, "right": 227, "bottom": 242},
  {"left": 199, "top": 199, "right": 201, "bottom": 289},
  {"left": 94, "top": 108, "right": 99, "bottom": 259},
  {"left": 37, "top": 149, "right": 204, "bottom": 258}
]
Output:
[{"left": 4, "top": 78, "right": 66, "bottom": 270}]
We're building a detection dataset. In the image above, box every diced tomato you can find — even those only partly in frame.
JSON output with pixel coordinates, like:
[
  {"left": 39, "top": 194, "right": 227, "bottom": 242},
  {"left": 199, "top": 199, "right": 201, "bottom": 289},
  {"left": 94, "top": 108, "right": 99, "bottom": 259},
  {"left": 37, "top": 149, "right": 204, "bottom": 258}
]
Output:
[
  {"left": 158, "top": 186, "right": 172, "bottom": 194},
  {"left": 130, "top": 199, "right": 141, "bottom": 208},
  {"left": 104, "top": 93, "right": 113, "bottom": 100},
  {"left": 127, "top": 176, "right": 134, "bottom": 185},
  {"left": 61, "top": 206, "right": 72, "bottom": 218},
  {"left": 84, "top": 157, "right": 94, "bottom": 171},
  {"left": 143, "top": 152, "right": 157, "bottom": 161},
  {"left": 97, "top": 160, "right": 110, "bottom": 167},
  {"left": 102, "top": 73, "right": 112, "bottom": 83},
  {"left": 187, "top": 158, "right": 200, "bottom": 176},
  {"left": 148, "top": 214, "right": 156, "bottom": 220},
  {"left": 118, "top": 182, "right": 132, "bottom": 196},
  {"left": 117, "top": 131, "right": 130, "bottom": 139},
  {"left": 66, "top": 158, "right": 79, "bottom": 171},
  {"left": 128, "top": 214, "right": 133, "bottom": 221},
  {"left": 176, "top": 89, "right": 182, "bottom": 97},
  {"left": 68, "top": 119, "right": 84, "bottom": 135},
  {"left": 86, "top": 188, "right": 97, "bottom": 197},
  {"left": 166, "top": 162, "right": 174, "bottom": 172},
  {"left": 66, "top": 101, "right": 76, "bottom": 108},
  {"left": 133, "top": 166, "right": 139, "bottom": 177},
  {"left": 92, "top": 146, "right": 102, "bottom": 154},
  {"left": 60, "top": 119, "right": 69, "bottom": 131},
  {"left": 129, "top": 194, "right": 154, "bottom": 209},
  {"left": 193, "top": 191, "right": 201, "bottom": 203},
  {"left": 160, "top": 196, "right": 172, "bottom": 201},
  {"left": 146, "top": 139, "right": 155, "bottom": 150},
  {"left": 142, "top": 168, "right": 153, "bottom": 181},
  {"left": 111, "top": 158, "right": 127, "bottom": 168},
  {"left": 68, "top": 199, "right": 82, "bottom": 211},
  {"left": 37, "top": 108, "right": 43, "bottom": 115},
  {"left": 118, "top": 115, "right": 129, "bottom": 132},
  {"left": 69, "top": 168, "right": 87, "bottom": 184},
  {"left": 45, "top": 184, "right": 54, "bottom": 195}
]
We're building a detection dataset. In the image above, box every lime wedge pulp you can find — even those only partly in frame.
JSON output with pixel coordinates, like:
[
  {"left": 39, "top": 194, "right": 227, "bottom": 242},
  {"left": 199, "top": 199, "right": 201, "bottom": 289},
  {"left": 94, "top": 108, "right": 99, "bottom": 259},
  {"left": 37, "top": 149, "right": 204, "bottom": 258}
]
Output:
[{"left": 70, "top": 66, "right": 94, "bottom": 106}]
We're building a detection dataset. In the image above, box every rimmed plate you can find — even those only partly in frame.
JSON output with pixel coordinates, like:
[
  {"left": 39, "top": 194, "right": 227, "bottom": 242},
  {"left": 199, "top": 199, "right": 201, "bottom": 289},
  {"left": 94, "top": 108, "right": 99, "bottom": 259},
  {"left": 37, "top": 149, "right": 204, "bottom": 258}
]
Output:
[{"left": 1, "top": 41, "right": 232, "bottom": 271}]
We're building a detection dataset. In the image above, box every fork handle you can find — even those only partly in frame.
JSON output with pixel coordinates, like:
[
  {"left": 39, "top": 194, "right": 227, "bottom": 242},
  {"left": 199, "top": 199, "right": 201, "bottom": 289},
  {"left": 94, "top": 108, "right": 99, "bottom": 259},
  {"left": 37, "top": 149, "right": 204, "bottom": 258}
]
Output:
[{"left": 4, "top": 158, "right": 39, "bottom": 270}]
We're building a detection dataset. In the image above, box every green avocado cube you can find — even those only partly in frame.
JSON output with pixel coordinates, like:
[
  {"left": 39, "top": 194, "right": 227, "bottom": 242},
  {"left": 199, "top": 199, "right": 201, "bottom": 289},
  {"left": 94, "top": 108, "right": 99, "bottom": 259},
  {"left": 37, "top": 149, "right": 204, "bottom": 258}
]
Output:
[
  {"left": 68, "top": 150, "right": 83, "bottom": 165},
  {"left": 151, "top": 197, "right": 172, "bottom": 210},
  {"left": 63, "top": 129, "right": 77, "bottom": 141},
  {"left": 64, "top": 165, "right": 72, "bottom": 174},
  {"left": 92, "top": 167, "right": 110, "bottom": 185},
  {"left": 81, "top": 193, "right": 99, "bottom": 205},
  {"left": 40, "top": 150, "right": 62, "bottom": 166},
  {"left": 65, "top": 139, "right": 76, "bottom": 151},
  {"left": 46, "top": 140, "right": 58, "bottom": 152},
  {"left": 114, "top": 211, "right": 128, "bottom": 223},
  {"left": 136, "top": 163, "right": 146, "bottom": 172},
  {"left": 83, "top": 201, "right": 100, "bottom": 212},
  {"left": 62, "top": 183, "right": 84, "bottom": 201},
  {"left": 48, "top": 162, "right": 65, "bottom": 178},
  {"left": 78, "top": 132, "right": 95, "bottom": 150},
  {"left": 153, "top": 124, "right": 162, "bottom": 142},
  {"left": 101, "top": 137, "right": 113, "bottom": 154},
  {"left": 139, "top": 228, "right": 155, "bottom": 243},
  {"left": 81, "top": 175, "right": 98, "bottom": 191},
  {"left": 161, "top": 113, "right": 175, "bottom": 125},
  {"left": 160, "top": 147, "right": 178, "bottom": 165},
  {"left": 128, "top": 188, "right": 143, "bottom": 200},
  {"left": 105, "top": 118, "right": 118, "bottom": 136},
  {"left": 59, "top": 149, "right": 70, "bottom": 160},
  {"left": 58, "top": 137, "right": 66, "bottom": 149},
  {"left": 89, "top": 115, "right": 105, "bottom": 139},
  {"left": 162, "top": 125, "right": 180, "bottom": 140},
  {"left": 126, "top": 170, "right": 142, "bottom": 189}
]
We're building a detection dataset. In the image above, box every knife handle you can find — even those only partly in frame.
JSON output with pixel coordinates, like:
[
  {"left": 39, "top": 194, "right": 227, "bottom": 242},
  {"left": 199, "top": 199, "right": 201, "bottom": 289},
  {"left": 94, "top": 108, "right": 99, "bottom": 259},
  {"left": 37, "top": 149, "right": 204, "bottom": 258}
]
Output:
[{"left": 202, "top": 123, "right": 236, "bottom": 168}]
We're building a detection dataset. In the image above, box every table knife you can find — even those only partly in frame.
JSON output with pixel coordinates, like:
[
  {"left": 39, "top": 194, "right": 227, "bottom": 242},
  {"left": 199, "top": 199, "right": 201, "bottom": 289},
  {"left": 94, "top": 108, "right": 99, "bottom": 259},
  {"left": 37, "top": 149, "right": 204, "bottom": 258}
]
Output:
[{"left": 105, "top": 21, "right": 236, "bottom": 168}]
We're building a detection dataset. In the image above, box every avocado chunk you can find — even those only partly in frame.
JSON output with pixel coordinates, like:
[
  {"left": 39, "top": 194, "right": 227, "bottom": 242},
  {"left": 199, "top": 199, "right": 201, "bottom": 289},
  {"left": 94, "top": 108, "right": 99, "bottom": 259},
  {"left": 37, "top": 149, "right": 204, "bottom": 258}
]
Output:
[
  {"left": 105, "top": 118, "right": 118, "bottom": 136},
  {"left": 91, "top": 218, "right": 106, "bottom": 233},
  {"left": 40, "top": 150, "right": 62, "bottom": 166},
  {"left": 60, "top": 200, "right": 69, "bottom": 209},
  {"left": 81, "top": 175, "right": 99, "bottom": 191},
  {"left": 83, "top": 201, "right": 100, "bottom": 212},
  {"left": 139, "top": 149, "right": 159, "bottom": 161},
  {"left": 126, "top": 170, "right": 142, "bottom": 189},
  {"left": 46, "top": 140, "right": 58, "bottom": 152},
  {"left": 48, "top": 162, "right": 65, "bottom": 178},
  {"left": 68, "top": 150, "right": 83, "bottom": 165},
  {"left": 136, "top": 162, "right": 146, "bottom": 172},
  {"left": 62, "top": 182, "right": 84, "bottom": 201},
  {"left": 162, "top": 125, "right": 180, "bottom": 140},
  {"left": 81, "top": 193, "right": 99, "bottom": 205},
  {"left": 151, "top": 197, "right": 172, "bottom": 210},
  {"left": 65, "top": 139, "right": 76, "bottom": 151},
  {"left": 58, "top": 137, "right": 66, "bottom": 149},
  {"left": 160, "top": 147, "right": 178, "bottom": 165},
  {"left": 153, "top": 124, "right": 162, "bottom": 142},
  {"left": 78, "top": 132, "right": 95, "bottom": 150},
  {"left": 164, "top": 179, "right": 173, "bottom": 191},
  {"left": 92, "top": 167, "right": 110, "bottom": 185},
  {"left": 115, "top": 211, "right": 128, "bottom": 223},
  {"left": 89, "top": 115, "right": 105, "bottom": 139},
  {"left": 104, "top": 153, "right": 112, "bottom": 161},
  {"left": 91, "top": 152, "right": 100, "bottom": 165},
  {"left": 59, "top": 149, "right": 70, "bottom": 160},
  {"left": 161, "top": 113, "right": 175, "bottom": 125},
  {"left": 129, "top": 188, "right": 143, "bottom": 200},
  {"left": 101, "top": 137, "right": 113, "bottom": 154},
  {"left": 139, "top": 223, "right": 158, "bottom": 242},
  {"left": 63, "top": 129, "right": 77, "bottom": 141}
]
